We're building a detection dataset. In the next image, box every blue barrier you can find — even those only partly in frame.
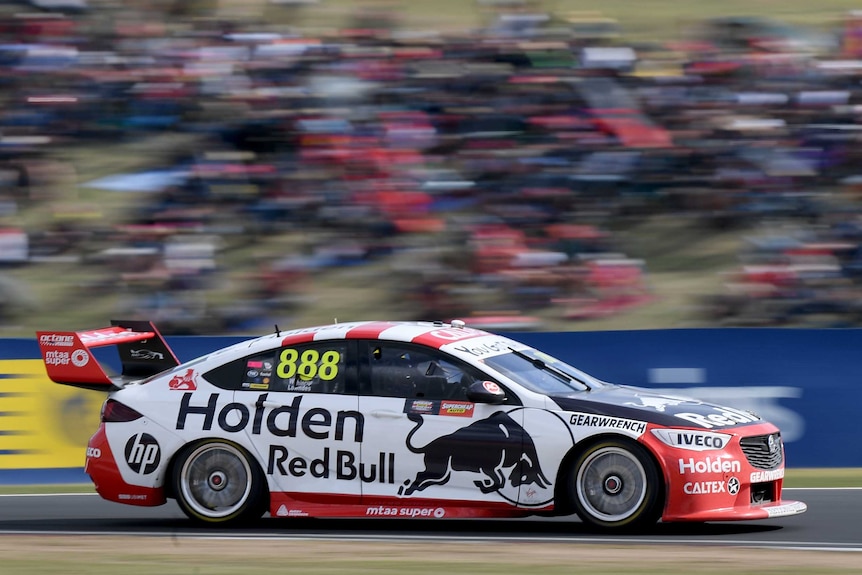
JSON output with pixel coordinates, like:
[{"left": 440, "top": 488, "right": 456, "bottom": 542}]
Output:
[
  {"left": 2, "top": 329, "right": 858, "bottom": 484},
  {"left": 508, "top": 329, "right": 856, "bottom": 468}
]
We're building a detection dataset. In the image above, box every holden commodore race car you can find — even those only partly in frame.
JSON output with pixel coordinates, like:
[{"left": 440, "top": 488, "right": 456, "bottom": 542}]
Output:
[{"left": 36, "top": 319, "right": 807, "bottom": 530}]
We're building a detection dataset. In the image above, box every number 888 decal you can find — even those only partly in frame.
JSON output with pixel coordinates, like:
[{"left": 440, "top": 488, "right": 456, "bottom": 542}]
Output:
[{"left": 276, "top": 348, "right": 342, "bottom": 391}]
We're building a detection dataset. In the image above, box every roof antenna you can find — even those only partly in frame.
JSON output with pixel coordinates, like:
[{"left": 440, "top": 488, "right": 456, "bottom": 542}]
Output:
[{"left": 274, "top": 324, "right": 281, "bottom": 337}]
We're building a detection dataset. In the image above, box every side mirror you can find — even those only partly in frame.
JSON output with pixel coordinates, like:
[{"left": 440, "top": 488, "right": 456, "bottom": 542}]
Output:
[{"left": 466, "top": 380, "right": 506, "bottom": 405}]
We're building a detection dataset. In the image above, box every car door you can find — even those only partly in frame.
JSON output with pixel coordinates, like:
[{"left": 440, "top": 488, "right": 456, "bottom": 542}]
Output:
[
  {"left": 356, "top": 340, "right": 542, "bottom": 512},
  {"left": 207, "top": 340, "right": 362, "bottom": 503}
]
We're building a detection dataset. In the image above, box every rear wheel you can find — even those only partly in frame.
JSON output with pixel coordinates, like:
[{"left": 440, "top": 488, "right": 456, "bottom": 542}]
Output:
[
  {"left": 568, "top": 438, "right": 662, "bottom": 531},
  {"left": 172, "top": 439, "right": 267, "bottom": 524}
]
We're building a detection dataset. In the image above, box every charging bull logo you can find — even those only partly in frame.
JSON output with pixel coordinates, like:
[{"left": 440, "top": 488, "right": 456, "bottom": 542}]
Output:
[{"left": 399, "top": 411, "right": 550, "bottom": 497}]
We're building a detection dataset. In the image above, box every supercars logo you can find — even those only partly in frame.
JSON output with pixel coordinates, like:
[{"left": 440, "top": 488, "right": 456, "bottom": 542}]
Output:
[
  {"left": 398, "top": 411, "right": 550, "bottom": 497},
  {"left": 124, "top": 433, "right": 160, "bottom": 474}
]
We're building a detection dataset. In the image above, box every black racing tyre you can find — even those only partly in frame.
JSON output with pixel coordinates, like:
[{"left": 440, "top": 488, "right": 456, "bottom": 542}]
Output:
[
  {"left": 568, "top": 438, "right": 663, "bottom": 531},
  {"left": 172, "top": 439, "right": 268, "bottom": 525}
]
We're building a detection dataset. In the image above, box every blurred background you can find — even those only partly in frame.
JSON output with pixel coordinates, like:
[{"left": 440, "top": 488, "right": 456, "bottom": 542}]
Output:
[{"left": 4, "top": 0, "right": 862, "bottom": 336}]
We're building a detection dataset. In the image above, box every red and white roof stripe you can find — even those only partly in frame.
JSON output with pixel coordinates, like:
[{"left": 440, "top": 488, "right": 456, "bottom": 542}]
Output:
[{"left": 277, "top": 321, "right": 490, "bottom": 349}]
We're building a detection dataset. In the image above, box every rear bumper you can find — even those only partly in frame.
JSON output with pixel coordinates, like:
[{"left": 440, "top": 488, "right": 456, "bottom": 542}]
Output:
[{"left": 86, "top": 424, "right": 166, "bottom": 507}]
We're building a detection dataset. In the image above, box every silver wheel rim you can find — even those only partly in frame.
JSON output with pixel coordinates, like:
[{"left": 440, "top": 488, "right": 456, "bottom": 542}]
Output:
[
  {"left": 576, "top": 446, "right": 648, "bottom": 523},
  {"left": 180, "top": 443, "right": 253, "bottom": 519}
]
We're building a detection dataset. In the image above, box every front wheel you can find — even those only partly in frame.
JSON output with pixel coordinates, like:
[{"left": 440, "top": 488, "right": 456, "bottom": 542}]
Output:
[
  {"left": 172, "top": 439, "right": 268, "bottom": 525},
  {"left": 568, "top": 438, "right": 663, "bottom": 531}
]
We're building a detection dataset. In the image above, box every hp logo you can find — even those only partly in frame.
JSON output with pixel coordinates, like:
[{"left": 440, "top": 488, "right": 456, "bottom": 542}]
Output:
[{"left": 124, "top": 433, "right": 161, "bottom": 474}]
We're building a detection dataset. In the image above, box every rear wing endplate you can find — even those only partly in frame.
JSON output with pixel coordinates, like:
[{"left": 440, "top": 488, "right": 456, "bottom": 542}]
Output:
[{"left": 36, "top": 320, "right": 180, "bottom": 391}]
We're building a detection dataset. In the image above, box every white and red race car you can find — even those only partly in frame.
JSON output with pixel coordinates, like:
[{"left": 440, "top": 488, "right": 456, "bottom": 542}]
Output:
[{"left": 36, "top": 319, "right": 806, "bottom": 530}]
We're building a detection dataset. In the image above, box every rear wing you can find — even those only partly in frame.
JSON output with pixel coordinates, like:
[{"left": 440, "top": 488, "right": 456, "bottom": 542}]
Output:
[{"left": 36, "top": 320, "right": 180, "bottom": 391}]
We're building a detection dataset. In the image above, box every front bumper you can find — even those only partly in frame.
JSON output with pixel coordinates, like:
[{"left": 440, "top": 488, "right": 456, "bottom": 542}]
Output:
[
  {"left": 664, "top": 499, "right": 808, "bottom": 522},
  {"left": 643, "top": 422, "right": 805, "bottom": 523}
]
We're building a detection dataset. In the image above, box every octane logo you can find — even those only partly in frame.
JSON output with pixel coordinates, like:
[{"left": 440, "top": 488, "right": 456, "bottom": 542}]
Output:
[
  {"left": 39, "top": 334, "right": 74, "bottom": 347},
  {"left": 124, "top": 433, "right": 161, "bottom": 474}
]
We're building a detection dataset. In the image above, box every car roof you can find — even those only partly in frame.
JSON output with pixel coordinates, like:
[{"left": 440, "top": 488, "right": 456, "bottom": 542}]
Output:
[
  {"left": 278, "top": 320, "right": 492, "bottom": 347},
  {"left": 210, "top": 320, "right": 497, "bottom": 361}
]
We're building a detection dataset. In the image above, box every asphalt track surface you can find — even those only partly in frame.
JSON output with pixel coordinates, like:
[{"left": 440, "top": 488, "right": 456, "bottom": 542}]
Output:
[{"left": 0, "top": 488, "right": 859, "bottom": 550}]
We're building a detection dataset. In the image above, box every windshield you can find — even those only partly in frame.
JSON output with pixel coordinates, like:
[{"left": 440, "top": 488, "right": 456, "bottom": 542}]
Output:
[{"left": 481, "top": 347, "right": 602, "bottom": 394}]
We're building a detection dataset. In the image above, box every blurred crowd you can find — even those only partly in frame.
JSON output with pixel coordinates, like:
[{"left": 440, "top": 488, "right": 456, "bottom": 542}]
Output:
[{"left": 5, "top": 1, "right": 862, "bottom": 333}]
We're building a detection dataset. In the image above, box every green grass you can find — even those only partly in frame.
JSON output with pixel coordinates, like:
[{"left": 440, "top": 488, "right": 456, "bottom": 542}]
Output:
[
  {"left": 0, "top": 484, "right": 95, "bottom": 495},
  {"left": 262, "top": 0, "right": 861, "bottom": 39},
  {"left": 785, "top": 468, "right": 862, "bottom": 487}
]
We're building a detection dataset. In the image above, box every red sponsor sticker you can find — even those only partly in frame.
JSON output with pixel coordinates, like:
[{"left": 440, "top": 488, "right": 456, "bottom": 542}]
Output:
[
  {"left": 169, "top": 368, "right": 198, "bottom": 390},
  {"left": 439, "top": 401, "right": 474, "bottom": 417}
]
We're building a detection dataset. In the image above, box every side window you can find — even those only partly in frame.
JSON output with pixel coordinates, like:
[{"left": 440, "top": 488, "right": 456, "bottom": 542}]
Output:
[
  {"left": 273, "top": 342, "right": 347, "bottom": 394},
  {"left": 239, "top": 353, "right": 277, "bottom": 391},
  {"left": 367, "top": 343, "right": 480, "bottom": 400},
  {"left": 203, "top": 353, "right": 276, "bottom": 391},
  {"left": 203, "top": 342, "right": 347, "bottom": 394}
]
